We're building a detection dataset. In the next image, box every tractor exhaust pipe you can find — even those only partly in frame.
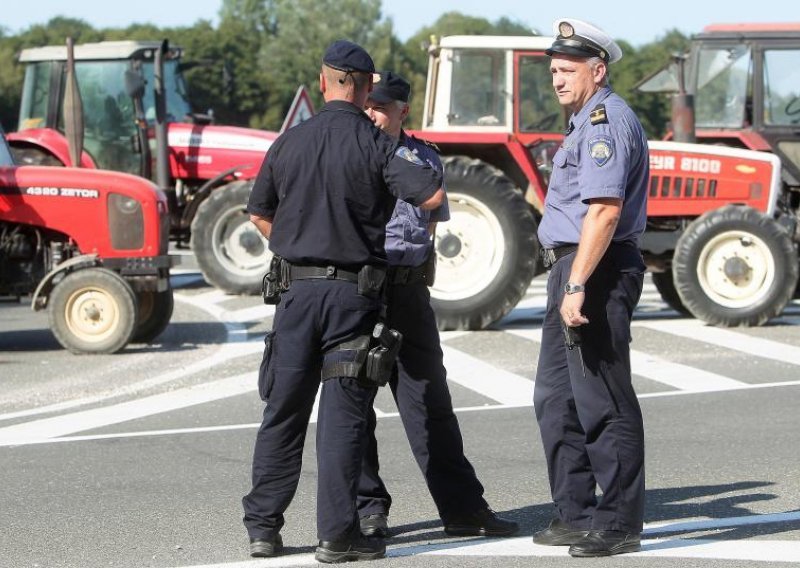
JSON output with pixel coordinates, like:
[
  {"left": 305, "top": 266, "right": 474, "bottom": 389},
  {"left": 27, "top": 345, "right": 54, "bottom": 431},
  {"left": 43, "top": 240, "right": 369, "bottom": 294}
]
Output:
[
  {"left": 671, "top": 53, "right": 696, "bottom": 143},
  {"left": 63, "top": 37, "right": 84, "bottom": 167},
  {"left": 154, "top": 40, "right": 171, "bottom": 191}
]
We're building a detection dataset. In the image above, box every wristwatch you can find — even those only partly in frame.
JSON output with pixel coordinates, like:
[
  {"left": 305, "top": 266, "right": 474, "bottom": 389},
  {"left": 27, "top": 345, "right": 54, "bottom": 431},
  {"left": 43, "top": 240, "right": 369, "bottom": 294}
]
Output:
[{"left": 564, "top": 282, "right": 585, "bottom": 294}]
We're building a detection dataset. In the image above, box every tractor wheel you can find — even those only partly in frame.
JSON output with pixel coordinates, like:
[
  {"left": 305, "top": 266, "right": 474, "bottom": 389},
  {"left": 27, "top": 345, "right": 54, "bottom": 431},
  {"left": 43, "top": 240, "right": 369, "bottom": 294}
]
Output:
[
  {"left": 651, "top": 271, "right": 690, "bottom": 315},
  {"left": 673, "top": 205, "right": 798, "bottom": 327},
  {"left": 431, "top": 156, "right": 539, "bottom": 330},
  {"left": 191, "top": 180, "right": 271, "bottom": 294},
  {"left": 48, "top": 268, "right": 137, "bottom": 354},
  {"left": 132, "top": 289, "right": 174, "bottom": 343}
]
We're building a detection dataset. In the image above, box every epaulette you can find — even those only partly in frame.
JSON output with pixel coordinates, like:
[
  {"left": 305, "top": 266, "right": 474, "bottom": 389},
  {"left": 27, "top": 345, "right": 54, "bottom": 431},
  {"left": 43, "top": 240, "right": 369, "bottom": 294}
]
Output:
[
  {"left": 409, "top": 134, "right": 441, "bottom": 154},
  {"left": 590, "top": 104, "right": 608, "bottom": 125}
]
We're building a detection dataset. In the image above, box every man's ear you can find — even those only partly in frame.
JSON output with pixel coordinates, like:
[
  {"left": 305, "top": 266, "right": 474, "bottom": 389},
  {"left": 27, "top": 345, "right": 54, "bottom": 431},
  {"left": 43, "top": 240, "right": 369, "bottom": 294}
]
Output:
[
  {"left": 400, "top": 104, "right": 410, "bottom": 121},
  {"left": 319, "top": 72, "right": 326, "bottom": 94},
  {"left": 594, "top": 62, "right": 607, "bottom": 85}
]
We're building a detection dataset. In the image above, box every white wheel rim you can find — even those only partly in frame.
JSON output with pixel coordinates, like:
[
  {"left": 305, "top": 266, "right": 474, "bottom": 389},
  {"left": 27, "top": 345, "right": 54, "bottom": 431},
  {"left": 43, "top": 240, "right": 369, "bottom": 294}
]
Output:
[
  {"left": 696, "top": 230, "right": 775, "bottom": 308},
  {"left": 211, "top": 204, "right": 271, "bottom": 276},
  {"left": 430, "top": 192, "right": 506, "bottom": 301},
  {"left": 64, "top": 287, "right": 121, "bottom": 343}
]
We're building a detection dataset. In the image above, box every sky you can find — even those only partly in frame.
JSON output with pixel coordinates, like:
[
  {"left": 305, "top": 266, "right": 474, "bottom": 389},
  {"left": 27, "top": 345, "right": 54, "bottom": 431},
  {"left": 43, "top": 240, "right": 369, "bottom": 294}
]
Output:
[{"left": 2, "top": 1, "right": 797, "bottom": 46}]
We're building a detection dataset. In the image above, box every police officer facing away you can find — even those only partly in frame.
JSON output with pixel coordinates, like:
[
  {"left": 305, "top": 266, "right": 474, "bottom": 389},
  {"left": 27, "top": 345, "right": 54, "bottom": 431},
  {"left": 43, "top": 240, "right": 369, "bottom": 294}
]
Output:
[
  {"left": 242, "top": 41, "right": 445, "bottom": 563},
  {"left": 531, "top": 19, "right": 649, "bottom": 557},
  {"left": 358, "top": 71, "right": 519, "bottom": 540}
]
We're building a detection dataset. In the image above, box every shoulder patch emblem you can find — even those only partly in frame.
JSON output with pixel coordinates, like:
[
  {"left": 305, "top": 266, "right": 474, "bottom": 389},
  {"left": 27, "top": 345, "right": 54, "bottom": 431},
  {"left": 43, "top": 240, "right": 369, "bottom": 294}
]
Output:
[
  {"left": 590, "top": 104, "right": 608, "bottom": 125},
  {"left": 588, "top": 136, "right": 614, "bottom": 167},
  {"left": 396, "top": 145, "right": 425, "bottom": 165}
]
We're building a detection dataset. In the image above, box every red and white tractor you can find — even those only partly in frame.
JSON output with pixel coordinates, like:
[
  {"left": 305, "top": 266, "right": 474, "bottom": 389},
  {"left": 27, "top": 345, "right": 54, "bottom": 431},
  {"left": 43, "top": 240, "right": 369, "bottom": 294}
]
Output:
[
  {"left": 0, "top": 122, "right": 174, "bottom": 354},
  {"left": 8, "top": 39, "right": 277, "bottom": 294},
  {"left": 408, "top": 31, "right": 800, "bottom": 329}
]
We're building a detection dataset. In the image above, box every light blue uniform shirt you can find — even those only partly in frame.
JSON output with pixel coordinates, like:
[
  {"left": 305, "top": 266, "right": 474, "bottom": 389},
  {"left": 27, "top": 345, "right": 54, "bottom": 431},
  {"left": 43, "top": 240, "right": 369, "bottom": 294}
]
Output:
[
  {"left": 537, "top": 86, "right": 648, "bottom": 249},
  {"left": 385, "top": 132, "right": 450, "bottom": 267}
]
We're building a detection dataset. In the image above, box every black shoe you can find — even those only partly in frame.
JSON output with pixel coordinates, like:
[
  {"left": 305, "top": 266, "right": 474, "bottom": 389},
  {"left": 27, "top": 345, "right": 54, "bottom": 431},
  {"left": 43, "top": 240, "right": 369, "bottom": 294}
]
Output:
[
  {"left": 568, "top": 530, "right": 641, "bottom": 557},
  {"left": 249, "top": 534, "right": 283, "bottom": 557},
  {"left": 315, "top": 536, "right": 386, "bottom": 563},
  {"left": 443, "top": 508, "right": 519, "bottom": 537},
  {"left": 360, "top": 513, "right": 390, "bottom": 537},
  {"left": 532, "top": 518, "right": 589, "bottom": 546}
]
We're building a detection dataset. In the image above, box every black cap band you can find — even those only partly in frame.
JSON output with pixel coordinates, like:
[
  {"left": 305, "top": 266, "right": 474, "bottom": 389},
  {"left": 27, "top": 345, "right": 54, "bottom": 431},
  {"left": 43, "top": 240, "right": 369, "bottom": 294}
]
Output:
[{"left": 546, "top": 36, "right": 609, "bottom": 62}]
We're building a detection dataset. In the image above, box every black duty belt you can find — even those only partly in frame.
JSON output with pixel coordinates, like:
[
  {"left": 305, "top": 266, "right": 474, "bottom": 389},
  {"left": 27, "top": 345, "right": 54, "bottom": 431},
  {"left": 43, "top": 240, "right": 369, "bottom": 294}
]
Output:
[
  {"left": 387, "top": 264, "right": 427, "bottom": 285},
  {"left": 541, "top": 245, "right": 578, "bottom": 269},
  {"left": 289, "top": 264, "right": 359, "bottom": 283}
]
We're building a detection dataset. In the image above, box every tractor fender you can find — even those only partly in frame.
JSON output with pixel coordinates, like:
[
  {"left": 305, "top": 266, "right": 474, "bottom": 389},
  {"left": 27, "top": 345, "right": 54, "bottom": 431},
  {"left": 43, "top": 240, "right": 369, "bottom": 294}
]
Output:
[
  {"left": 179, "top": 166, "right": 243, "bottom": 229},
  {"left": 31, "top": 254, "right": 100, "bottom": 311}
]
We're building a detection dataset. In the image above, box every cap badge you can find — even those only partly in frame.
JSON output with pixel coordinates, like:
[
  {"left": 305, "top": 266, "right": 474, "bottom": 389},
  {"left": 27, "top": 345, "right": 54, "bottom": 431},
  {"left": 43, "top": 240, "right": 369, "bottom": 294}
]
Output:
[{"left": 558, "top": 21, "right": 575, "bottom": 38}]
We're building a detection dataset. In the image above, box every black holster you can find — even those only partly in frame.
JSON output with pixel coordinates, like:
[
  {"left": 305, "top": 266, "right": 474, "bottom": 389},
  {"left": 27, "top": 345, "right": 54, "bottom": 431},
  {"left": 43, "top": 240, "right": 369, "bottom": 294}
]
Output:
[
  {"left": 320, "top": 322, "right": 402, "bottom": 387},
  {"left": 261, "top": 254, "right": 289, "bottom": 305},
  {"left": 365, "top": 322, "right": 403, "bottom": 386},
  {"left": 357, "top": 265, "right": 387, "bottom": 299}
]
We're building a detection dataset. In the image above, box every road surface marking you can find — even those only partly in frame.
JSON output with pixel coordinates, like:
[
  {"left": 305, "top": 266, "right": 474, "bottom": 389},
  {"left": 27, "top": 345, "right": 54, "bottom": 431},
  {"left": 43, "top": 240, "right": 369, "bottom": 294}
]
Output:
[
  {"left": 172, "top": 511, "right": 800, "bottom": 567},
  {"left": 635, "top": 318, "right": 800, "bottom": 366},
  {"left": 506, "top": 328, "right": 746, "bottom": 392},
  {"left": 442, "top": 345, "right": 533, "bottom": 406}
]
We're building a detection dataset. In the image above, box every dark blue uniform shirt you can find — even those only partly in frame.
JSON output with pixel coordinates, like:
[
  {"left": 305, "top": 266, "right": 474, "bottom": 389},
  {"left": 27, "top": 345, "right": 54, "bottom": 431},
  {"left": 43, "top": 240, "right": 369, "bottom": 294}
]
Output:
[
  {"left": 538, "top": 86, "right": 648, "bottom": 250},
  {"left": 385, "top": 132, "right": 450, "bottom": 267},
  {"left": 247, "top": 100, "right": 442, "bottom": 267}
]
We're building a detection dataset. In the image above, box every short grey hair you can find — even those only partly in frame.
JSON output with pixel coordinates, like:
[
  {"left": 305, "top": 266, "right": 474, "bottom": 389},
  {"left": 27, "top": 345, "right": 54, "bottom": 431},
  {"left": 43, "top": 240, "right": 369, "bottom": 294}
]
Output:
[{"left": 586, "top": 56, "right": 609, "bottom": 85}]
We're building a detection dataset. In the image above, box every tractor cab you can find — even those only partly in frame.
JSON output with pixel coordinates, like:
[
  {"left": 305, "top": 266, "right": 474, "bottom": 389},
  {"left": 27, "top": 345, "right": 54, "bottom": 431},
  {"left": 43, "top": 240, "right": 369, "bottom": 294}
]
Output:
[
  {"left": 638, "top": 23, "right": 800, "bottom": 188},
  {"left": 16, "top": 41, "right": 192, "bottom": 175}
]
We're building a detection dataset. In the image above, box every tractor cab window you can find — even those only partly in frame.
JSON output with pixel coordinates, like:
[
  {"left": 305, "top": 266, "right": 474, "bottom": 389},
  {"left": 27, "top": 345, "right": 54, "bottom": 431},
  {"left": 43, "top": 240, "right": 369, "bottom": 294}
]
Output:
[
  {"left": 18, "top": 62, "right": 53, "bottom": 131},
  {"left": 449, "top": 49, "right": 507, "bottom": 127},
  {"left": 0, "top": 128, "right": 14, "bottom": 167},
  {"left": 694, "top": 44, "right": 751, "bottom": 128},
  {"left": 518, "top": 55, "right": 564, "bottom": 133},
  {"left": 57, "top": 60, "right": 140, "bottom": 175},
  {"left": 141, "top": 60, "right": 193, "bottom": 123},
  {"left": 763, "top": 49, "right": 800, "bottom": 126}
]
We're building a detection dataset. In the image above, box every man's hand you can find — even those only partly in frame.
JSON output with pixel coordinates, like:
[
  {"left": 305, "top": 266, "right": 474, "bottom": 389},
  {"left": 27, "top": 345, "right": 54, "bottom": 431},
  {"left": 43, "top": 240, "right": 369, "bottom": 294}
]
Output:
[{"left": 560, "top": 291, "right": 589, "bottom": 327}]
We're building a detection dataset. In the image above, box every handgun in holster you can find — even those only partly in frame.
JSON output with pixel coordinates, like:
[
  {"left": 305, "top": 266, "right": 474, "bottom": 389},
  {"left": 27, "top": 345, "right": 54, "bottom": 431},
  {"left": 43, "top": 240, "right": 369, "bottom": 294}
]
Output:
[
  {"left": 261, "top": 255, "right": 284, "bottom": 305},
  {"left": 365, "top": 322, "right": 403, "bottom": 386}
]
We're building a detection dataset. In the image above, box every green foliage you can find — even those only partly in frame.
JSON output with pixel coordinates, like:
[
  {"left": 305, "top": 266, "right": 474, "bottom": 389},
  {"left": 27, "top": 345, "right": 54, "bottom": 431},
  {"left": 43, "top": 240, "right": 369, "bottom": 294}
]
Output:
[{"left": 0, "top": 7, "right": 690, "bottom": 138}]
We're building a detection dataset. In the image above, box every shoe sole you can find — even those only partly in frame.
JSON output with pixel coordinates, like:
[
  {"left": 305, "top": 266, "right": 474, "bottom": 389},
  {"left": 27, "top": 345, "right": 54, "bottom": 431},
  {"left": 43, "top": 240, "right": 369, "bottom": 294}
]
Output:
[
  {"left": 569, "top": 541, "right": 641, "bottom": 557},
  {"left": 314, "top": 549, "right": 386, "bottom": 563},
  {"left": 250, "top": 544, "right": 283, "bottom": 558},
  {"left": 532, "top": 531, "right": 589, "bottom": 546},
  {"left": 444, "top": 526, "right": 519, "bottom": 537},
  {"left": 361, "top": 527, "right": 390, "bottom": 538}
]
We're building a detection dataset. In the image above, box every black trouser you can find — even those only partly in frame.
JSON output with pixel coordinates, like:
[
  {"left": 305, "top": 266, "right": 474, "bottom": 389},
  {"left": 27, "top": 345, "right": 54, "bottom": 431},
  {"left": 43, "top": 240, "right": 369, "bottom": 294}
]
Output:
[
  {"left": 242, "top": 279, "right": 380, "bottom": 542},
  {"left": 533, "top": 249, "right": 645, "bottom": 533},
  {"left": 356, "top": 280, "right": 487, "bottom": 522}
]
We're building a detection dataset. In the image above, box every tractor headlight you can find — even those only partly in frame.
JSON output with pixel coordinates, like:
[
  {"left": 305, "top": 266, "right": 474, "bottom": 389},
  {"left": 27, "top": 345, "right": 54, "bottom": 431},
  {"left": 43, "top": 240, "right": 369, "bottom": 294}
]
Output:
[{"left": 108, "top": 193, "right": 144, "bottom": 250}]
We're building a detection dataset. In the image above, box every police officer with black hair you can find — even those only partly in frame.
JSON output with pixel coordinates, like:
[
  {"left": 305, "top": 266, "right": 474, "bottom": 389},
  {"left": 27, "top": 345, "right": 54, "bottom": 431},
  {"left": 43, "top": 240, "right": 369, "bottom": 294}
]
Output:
[
  {"left": 242, "top": 40, "right": 445, "bottom": 564},
  {"left": 531, "top": 19, "right": 648, "bottom": 557},
  {"left": 357, "top": 71, "right": 519, "bottom": 540}
]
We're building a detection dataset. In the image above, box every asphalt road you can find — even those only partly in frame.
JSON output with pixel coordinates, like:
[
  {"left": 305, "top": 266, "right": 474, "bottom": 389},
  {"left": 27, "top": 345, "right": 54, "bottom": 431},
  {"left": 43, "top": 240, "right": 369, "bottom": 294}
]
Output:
[{"left": 1, "top": 265, "right": 799, "bottom": 568}]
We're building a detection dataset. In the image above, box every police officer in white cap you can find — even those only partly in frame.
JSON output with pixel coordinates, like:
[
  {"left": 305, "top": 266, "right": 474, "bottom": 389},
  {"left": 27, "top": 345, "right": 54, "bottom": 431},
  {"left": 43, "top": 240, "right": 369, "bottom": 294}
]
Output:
[{"left": 531, "top": 18, "right": 648, "bottom": 557}]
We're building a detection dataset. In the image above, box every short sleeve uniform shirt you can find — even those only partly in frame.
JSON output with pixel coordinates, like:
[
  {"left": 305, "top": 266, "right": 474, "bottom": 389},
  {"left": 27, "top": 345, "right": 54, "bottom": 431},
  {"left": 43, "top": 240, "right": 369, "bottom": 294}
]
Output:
[{"left": 247, "top": 100, "right": 442, "bottom": 267}]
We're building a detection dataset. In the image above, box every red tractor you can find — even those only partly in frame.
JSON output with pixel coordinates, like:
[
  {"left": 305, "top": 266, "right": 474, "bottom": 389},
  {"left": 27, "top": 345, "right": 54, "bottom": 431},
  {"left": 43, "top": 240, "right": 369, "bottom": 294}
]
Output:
[
  {"left": 8, "top": 40, "right": 278, "bottom": 294},
  {"left": 408, "top": 32, "right": 799, "bottom": 329},
  {"left": 0, "top": 122, "right": 173, "bottom": 354}
]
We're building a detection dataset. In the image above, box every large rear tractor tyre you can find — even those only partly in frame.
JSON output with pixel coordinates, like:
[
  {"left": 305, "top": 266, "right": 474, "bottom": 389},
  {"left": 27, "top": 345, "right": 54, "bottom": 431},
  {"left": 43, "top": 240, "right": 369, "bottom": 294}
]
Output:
[
  {"left": 191, "top": 180, "right": 271, "bottom": 294},
  {"left": 651, "top": 271, "right": 690, "bottom": 315},
  {"left": 132, "top": 289, "right": 174, "bottom": 343},
  {"left": 431, "top": 156, "right": 539, "bottom": 330},
  {"left": 48, "top": 268, "right": 137, "bottom": 354},
  {"left": 673, "top": 205, "right": 798, "bottom": 327}
]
